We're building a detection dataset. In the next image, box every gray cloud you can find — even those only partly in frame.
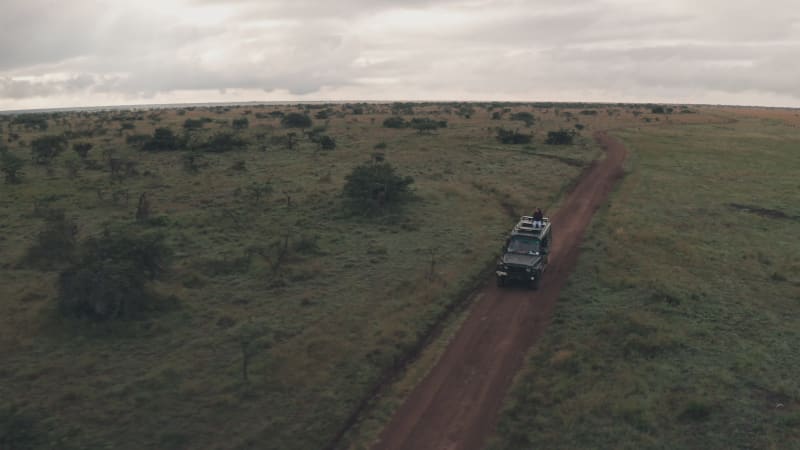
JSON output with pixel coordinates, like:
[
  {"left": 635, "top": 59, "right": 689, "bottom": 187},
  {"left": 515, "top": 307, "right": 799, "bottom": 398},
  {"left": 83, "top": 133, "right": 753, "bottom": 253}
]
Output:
[{"left": 0, "top": 0, "right": 799, "bottom": 109}]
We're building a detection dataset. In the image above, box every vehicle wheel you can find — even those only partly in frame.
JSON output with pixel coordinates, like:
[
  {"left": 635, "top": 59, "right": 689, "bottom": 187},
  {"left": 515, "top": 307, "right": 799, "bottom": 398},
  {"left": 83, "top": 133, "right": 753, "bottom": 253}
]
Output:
[{"left": 496, "top": 276, "right": 505, "bottom": 287}]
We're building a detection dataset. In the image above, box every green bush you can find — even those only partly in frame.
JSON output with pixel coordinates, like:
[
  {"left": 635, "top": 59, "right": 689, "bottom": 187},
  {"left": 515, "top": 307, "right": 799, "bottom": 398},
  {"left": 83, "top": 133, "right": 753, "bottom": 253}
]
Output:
[
  {"left": 510, "top": 111, "right": 535, "bottom": 126},
  {"left": 142, "top": 128, "right": 184, "bottom": 151},
  {"left": 281, "top": 113, "right": 312, "bottom": 128},
  {"left": 319, "top": 135, "right": 336, "bottom": 150},
  {"left": 545, "top": 129, "right": 576, "bottom": 145},
  {"left": 23, "top": 210, "right": 77, "bottom": 269},
  {"left": 343, "top": 162, "right": 414, "bottom": 214},
  {"left": 30, "top": 135, "right": 67, "bottom": 164},
  {"left": 199, "top": 132, "right": 247, "bottom": 152},
  {"left": 382, "top": 116, "right": 406, "bottom": 128},
  {"left": 496, "top": 128, "right": 532, "bottom": 144},
  {"left": 232, "top": 117, "right": 249, "bottom": 129},
  {"left": 58, "top": 229, "right": 170, "bottom": 320},
  {"left": 1, "top": 150, "right": 25, "bottom": 184}
]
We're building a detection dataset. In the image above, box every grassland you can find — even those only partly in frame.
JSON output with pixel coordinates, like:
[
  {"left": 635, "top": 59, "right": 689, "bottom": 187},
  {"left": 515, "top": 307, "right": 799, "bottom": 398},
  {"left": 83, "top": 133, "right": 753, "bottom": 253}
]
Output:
[
  {"left": 489, "top": 113, "right": 800, "bottom": 449},
  {"left": 0, "top": 102, "right": 619, "bottom": 449}
]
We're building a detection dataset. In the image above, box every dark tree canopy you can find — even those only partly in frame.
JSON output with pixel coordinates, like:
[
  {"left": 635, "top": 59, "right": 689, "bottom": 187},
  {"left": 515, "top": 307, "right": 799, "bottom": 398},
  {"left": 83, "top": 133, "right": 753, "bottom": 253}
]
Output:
[
  {"left": 58, "top": 230, "right": 170, "bottom": 320},
  {"left": 281, "top": 113, "right": 312, "bottom": 128},
  {"left": 30, "top": 135, "right": 67, "bottom": 164},
  {"left": 343, "top": 162, "right": 414, "bottom": 214},
  {"left": 142, "top": 128, "right": 184, "bottom": 151},
  {"left": 545, "top": 129, "right": 577, "bottom": 145}
]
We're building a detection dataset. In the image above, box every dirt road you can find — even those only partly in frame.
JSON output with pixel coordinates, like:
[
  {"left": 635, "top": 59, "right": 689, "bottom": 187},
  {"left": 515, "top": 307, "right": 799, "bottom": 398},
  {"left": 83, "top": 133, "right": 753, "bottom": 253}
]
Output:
[{"left": 372, "top": 131, "right": 628, "bottom": 450}]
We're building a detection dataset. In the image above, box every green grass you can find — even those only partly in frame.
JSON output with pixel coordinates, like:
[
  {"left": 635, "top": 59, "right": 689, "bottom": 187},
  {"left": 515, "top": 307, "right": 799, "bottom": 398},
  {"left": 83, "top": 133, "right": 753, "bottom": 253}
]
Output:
[
  {"left": 0, "top": 103, "right": 607, "bottom": 449},
  {"left": 489, "top": 117, "right": 800, "bottom": 449}
]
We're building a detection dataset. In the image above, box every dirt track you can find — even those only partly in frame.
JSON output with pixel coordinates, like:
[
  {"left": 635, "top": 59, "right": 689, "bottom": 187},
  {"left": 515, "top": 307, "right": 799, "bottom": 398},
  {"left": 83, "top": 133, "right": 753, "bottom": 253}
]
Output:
[{"left": 372, "top": 131, "right": 628, "bottom": 450}]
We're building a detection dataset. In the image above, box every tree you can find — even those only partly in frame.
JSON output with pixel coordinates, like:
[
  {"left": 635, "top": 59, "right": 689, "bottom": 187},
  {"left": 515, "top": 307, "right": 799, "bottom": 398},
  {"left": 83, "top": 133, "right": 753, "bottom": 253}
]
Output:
[
  {"left": 281, "top": 113, "right": 312, "bottom": 128},
  {"left": 232, "top": 117, "right": 249, "bottom": 130},
  {"left": 1, "top": 150, "right": 24, "bottom": 184},
  {"left": 30, "top": 135, "right": 67, "bottom": 164},
  {"left": 200, "top": 132, "right": 247, "bottom": 152},
  {"left": 22, "top": 210, "right": 77, "bottom": 269},
  {"left": 382, "top": 116, "right": 406, "bottom": 128},
  {"left": 183, "top": 118, "right": 205, "bottom": 130},
  {"left": 319, "top": 135, "right": 336, "bottom": 150},
  {"left": 545, "top": 129, "right": 576, "bottom": 145},
  {"left": 510, "top": 112, "right": 535, "bottom": 126},
  {"left": 72, "top": 142, "right": 93, "bottom": 159},
  {"left": 343, "top": 162, "right": 414, "bottom": 214},
  {"left": 408, "top": 118, "right": 444, "bottom": 134},
  {"left": 58, "top": 229, "right": 170, "bottom": 320},
  {"left": 496, "top": 128, "right": 532, "bottom": 144},
  {"left": 142, "top": 128, "right": 183, "bottom": 151}
]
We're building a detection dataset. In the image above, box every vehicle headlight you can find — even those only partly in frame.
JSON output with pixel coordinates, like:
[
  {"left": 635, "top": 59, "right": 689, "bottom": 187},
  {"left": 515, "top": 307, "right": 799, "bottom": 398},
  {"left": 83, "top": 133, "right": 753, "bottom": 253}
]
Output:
[{"left": 526, "top": 267, "right": 532, "bottom": 273}]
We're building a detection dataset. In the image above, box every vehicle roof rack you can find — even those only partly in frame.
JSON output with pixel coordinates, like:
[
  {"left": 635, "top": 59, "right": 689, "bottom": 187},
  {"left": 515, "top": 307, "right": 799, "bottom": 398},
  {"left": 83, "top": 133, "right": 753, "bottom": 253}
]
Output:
[{"left": 512, "top": 216, "right": 550, "bottom": 237}]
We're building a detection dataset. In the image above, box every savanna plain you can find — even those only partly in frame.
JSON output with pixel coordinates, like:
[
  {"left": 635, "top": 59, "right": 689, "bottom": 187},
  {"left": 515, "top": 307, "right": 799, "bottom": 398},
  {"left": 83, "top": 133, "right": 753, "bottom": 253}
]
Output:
[{"left": 0, "top": 102, "right": 797, "bottom": 449}]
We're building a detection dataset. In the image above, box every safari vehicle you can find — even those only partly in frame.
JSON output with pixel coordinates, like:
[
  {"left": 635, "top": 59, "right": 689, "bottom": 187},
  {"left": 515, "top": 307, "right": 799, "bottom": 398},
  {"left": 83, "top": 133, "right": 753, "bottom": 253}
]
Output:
[{"left": 496, "top": 216, "right": 552, "bottom": 290}]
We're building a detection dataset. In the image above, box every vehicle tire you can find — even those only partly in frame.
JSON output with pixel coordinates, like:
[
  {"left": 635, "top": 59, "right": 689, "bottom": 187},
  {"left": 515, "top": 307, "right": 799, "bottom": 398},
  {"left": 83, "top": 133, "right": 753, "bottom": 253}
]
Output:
[{"left": 496, "top": 276, "right": 505, "bottom": 287}]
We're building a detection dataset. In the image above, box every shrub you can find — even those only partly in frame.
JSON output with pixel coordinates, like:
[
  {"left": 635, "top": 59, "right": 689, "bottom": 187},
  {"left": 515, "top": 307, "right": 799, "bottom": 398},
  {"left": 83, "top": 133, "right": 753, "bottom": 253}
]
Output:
[
  {"left": 72, "top": 142, "right": 92, "bottom": 159},
  {"left": 319, "top": 135, "right": 336, "bottom": 150},
  {"left": 142, "top": 128, "right": 184, "bottom": 151},
  {"left": 1, "top": 150, "right": 25, "bottom": 184},
  {"left": 232, "top": 117, "right": 249, "bottom": 129},
  {"left": 183, "top": 118, "right": 205, "bottom": 130},
  {"left": 30, "top": 135, "right": 67, "bottom": 164},
  {"left": 281, "top": 113, "right": 312, "bottom": 128},
  {"left": 11, "top": 114, "right": 48, "bottom": 131},
  {"left": 510, "top": 111, "right": 535, "bottom": 126},
  {"left": 343, "top": 162, "right": 414, "bottom": 214},
  {"left": 382, "top": 116, "right": 406, "bottom": 128},
  {"left": 408, "top": 118, "right": 445, "bottom": 134},
  {"left": 496, "top": 128, "right": 532, "bottom": 144},
  {"left": 58, "top": 229, "right": 170, "bottom": 320},
  {"left": 200, "top": 132, "right": 247, "bottom": 152},
  {"left": 22, "top": 210, "right": 78, "bottom": 269},
  {"left": 545, "top": 129, "right": 576, "bottom": 145}
]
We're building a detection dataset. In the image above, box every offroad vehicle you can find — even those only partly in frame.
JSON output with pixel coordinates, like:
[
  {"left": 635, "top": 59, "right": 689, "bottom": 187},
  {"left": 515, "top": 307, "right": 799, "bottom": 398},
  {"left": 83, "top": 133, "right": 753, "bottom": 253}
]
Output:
[{"left": 496, "top": 216, "right": 552, "bottom": 290}]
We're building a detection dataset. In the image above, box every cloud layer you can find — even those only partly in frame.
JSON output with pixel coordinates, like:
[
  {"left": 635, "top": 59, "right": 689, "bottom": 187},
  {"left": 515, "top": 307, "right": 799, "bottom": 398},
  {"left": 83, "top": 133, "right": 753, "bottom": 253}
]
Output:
[{"left": 1, "top": 0, "right": 799, "bottom": 109}]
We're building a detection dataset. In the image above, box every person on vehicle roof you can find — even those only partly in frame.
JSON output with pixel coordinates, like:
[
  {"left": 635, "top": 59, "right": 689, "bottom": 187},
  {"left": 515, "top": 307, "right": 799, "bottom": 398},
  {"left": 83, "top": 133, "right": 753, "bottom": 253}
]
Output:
[{"left": 532, "top": 208, "right": 544, "bottom": 228}]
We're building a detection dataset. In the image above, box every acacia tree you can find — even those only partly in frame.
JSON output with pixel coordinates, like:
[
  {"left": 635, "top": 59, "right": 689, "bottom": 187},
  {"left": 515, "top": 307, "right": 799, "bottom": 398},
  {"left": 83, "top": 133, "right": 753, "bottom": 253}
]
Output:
[
  {"left": 281, "top": 113, "right": 312, "bottom": 129},
  {"left": 1, "top": 150, "right": 25, "bottom": 183},
  {"left": 343, "top": 162, "right": 414, "bottom": 214},
  {"left": 30, "top": 135, "right": 67, "bottom": 164}
]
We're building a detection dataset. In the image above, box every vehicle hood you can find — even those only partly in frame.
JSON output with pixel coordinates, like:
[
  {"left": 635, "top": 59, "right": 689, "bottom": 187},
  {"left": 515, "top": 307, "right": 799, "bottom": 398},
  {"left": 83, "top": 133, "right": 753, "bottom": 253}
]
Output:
[{"left": 501, "top": 253, "right": 542, "bottom": 267}]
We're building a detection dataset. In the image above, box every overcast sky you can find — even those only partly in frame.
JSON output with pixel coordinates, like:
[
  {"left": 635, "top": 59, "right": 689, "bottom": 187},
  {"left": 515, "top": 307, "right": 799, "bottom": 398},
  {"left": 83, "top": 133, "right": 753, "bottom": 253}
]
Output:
[{"left": 1, "top": 0, "right": 799, "bottom": 110}]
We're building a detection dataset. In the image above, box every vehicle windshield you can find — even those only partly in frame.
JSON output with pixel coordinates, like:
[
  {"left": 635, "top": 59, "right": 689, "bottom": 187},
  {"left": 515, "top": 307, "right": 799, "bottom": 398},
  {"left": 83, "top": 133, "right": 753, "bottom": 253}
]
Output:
[{"left": 507, "top": 236, "right": 540, "bottom": 254}]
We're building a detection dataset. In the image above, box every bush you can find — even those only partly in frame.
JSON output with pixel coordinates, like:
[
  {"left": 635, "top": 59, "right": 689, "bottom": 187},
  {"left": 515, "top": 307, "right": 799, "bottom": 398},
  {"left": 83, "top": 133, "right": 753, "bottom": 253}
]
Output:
[
  {"left": 58, "top": 229, "right": 170, "bottom": 320},
  {"left": 343, "top": 162, "right": 414, "bottom": 214},
  {"left": 382, "top": 116, "right": 406, "bottom": 128},
  {"left": 30, "top": 135, "right": 67, "bottom": 164},
  {"left": 72, "top": 142, "right": 92, "bottom": 159},
  {"left": 183, "top": 118, "right": 205, "bottom": 130},
  {"left": 1, "top": 150, "right": 25, "bottom": 184},
  {"left": 281, "top": 113, "right": 312, "bottom": 128},
  {"left": 408, "top": 118, "right": 446, "bottom": 134},
  {"left": 510, "top": 111, "right": 535, "bottom": 126},
  {"left": 232, "top": 117, "right": 249, "bottom": 129},
  {"left": 199, "top": 132, "right": 247, "bottom": 152},
  {"left": 319, "top": 135, "right": 336, "bottom": 150},
  {"left": 545, "top": 129, "right": 576, "bottom": 145},
  {"left": 142, "top": 128, "right": 184, "bottom": 151},
  {"left": 496, "top": 128, "right": 532, "bottom": 144},
  {"left": 22, "top": 210, "right": 77, "bottom": 269}
]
